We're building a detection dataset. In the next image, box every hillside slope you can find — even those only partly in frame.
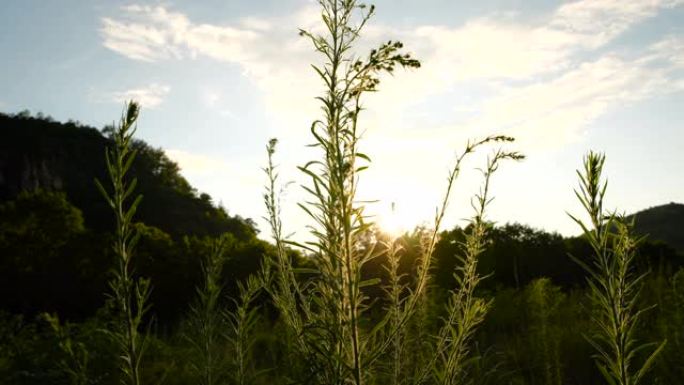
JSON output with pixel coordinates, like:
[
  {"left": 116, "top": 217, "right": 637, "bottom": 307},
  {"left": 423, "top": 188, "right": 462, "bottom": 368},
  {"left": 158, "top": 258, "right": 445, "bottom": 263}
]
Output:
[
  {"left": 631, "top": 202, "right": 684, "bottom": 253},
  {"left": 0, "top": 112, "right": 256, "bottom": 239},
  {"left": 0, "top": 112, "right": 268, "bottom": 322}
]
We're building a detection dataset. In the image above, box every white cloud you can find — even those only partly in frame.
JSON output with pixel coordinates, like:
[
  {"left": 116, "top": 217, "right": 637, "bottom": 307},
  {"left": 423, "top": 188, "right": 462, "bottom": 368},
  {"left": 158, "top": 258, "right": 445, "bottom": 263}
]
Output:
[
  {"left": 371, "top": 0, "right": 680, "bottom": 94},
  {"left": 550, "top": 0, "right": 682, "bottom": 48},
  {"left": 100, "top": 4, "right": 320, "bottom": 119},
  {"left": 164, "top": 149, "right": 265, "bottom": 189},
  {"left": 375, "top": 0, "right": 681, "bottom": 104},
  {"left": 647, "top": 35, "right": 684, "bottom": 67},
  {"left": 463, "top": 46, "right": 684, "bottom": 149},
  {"left": 165, "top": 149, "right": 228, "bottom": 175},
  {"left": 357, "top": 0, "right": 684, "bottom": 152},
  {"left": 107, "top": 83, "right": 171, "bottom": 108},
  {"left": 99, "top": 0, "right": 684, "bottom": 146},
  {"left": 164, "top": 148, "right": 271, "bottom": 229},
  {"left": 101, "top": 5, "right": 190, "bottom": 62}
]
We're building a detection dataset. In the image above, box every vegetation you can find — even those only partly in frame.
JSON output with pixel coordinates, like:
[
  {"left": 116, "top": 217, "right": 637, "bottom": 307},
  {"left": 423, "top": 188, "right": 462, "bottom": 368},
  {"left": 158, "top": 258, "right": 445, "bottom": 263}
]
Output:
[
  {"left": 0, "top": 1, "right": 682, "bottom": 385},
  {"left": 95, "top": 102, "right": 151, "bottom": 385},
  {"left": 569, "top": 152, "right": 666, "bottom": 385},
  {"left": 184, "top": 235, "right": 230, "bottom": 385},
  {"left": 630, "top": 203, "right": 684, "bottom": 254}
]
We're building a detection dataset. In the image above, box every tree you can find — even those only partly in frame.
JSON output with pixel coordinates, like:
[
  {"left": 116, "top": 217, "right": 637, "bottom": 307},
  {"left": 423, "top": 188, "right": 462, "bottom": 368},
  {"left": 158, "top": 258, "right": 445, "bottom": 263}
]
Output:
[{"left": 0, "top": 190, "right": 90, "bottom": 316}]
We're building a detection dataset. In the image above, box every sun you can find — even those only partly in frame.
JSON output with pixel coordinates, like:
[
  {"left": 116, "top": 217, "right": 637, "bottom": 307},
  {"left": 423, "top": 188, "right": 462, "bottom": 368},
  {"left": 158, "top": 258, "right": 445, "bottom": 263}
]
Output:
[{"left": 373, "top": 201, "right": 416, "bottom": 237}]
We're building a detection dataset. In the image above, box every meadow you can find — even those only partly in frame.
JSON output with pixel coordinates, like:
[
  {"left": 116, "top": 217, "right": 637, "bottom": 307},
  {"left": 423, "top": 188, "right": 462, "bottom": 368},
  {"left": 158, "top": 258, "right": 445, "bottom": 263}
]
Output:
[{"left": 1, "top": 1, "right": 683, "bottom": 385}]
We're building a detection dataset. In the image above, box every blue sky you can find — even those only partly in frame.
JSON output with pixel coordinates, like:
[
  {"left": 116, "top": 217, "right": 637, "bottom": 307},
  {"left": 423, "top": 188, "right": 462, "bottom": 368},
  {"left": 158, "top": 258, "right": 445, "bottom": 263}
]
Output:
[{"left": 1, "top": 0, "right": 683, "bottom": 238}]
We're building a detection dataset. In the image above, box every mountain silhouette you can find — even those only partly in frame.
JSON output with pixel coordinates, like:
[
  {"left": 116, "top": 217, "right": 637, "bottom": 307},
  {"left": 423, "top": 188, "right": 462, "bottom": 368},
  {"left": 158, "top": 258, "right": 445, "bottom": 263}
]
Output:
[
  {"left": 630, "top": 202, "right": 684, "bottom": 253},
  {"left": 0, "top": 111, "right": 256, "bottom": 239}
]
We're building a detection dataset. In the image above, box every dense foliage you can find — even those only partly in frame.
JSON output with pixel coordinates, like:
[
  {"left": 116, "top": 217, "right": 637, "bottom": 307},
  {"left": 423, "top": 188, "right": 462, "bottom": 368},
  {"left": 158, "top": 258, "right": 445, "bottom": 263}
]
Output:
[
  {"left": 1, "top": 188, "right": 683, "bottom": 384},
  {"left": 0, "top": 112, "right": 270, "bottom": 325}
]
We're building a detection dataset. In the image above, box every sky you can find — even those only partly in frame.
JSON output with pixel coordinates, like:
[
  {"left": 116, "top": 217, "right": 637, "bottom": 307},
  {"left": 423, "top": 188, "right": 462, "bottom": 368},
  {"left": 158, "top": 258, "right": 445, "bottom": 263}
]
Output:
[{"left": 1, "top": 0, "right": 683, "bottom": 240}]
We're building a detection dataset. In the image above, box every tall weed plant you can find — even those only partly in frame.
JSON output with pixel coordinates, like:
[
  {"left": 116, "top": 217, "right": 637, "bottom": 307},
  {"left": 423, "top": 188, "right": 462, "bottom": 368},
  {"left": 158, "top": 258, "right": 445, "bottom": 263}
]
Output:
[
  {"left": 569, "top": 152, "right": 666, "bottom": 385},
  {"left": 95, "top": 102, "right": 151, "bottom": 385},
  {"left": 185, "top": 236, "right": 230, "bottom": 385},
  {"left": 263, "top": 1, "right": 521, "bottom": 384}
]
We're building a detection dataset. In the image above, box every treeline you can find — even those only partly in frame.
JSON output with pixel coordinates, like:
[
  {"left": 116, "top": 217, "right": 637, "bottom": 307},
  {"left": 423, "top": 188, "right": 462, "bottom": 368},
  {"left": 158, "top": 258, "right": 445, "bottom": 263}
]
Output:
[
  {"left": 2, "top": 228, "right": 684, "bottom": 384},
  {"left": 2, "top": 184, "right": 682, "bottom": 328},
  {"left": 2, "top": 189, "right": 684, "bottom": 384}
]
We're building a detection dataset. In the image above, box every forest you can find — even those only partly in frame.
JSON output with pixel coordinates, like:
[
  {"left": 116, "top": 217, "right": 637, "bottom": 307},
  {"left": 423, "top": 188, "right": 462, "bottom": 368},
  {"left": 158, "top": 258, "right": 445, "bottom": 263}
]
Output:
[{"left": 2, "top": 1, "right": 684, "bottom": 385}]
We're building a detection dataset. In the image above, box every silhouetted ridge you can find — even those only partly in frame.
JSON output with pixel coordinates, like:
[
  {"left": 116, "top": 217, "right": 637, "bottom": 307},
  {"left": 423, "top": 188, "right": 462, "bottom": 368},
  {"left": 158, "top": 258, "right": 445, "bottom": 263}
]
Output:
[
  {"left": 630, "top": 202, "right": 684, "bottom": 253},
  {"left": 0, "top": 111, "right": 269, "bottom": 324},
  {"left": 0, "top": 111, "right": 256, "bottom": 239}
]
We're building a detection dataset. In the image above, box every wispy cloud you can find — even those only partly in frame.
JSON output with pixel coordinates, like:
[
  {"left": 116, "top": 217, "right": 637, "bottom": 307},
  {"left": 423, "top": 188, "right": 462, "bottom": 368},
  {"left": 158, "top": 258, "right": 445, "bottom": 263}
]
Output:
[
  {"left": 106, "top": 83, "right": 171, "bottom": 109},
  {"left": 100, "top": 5, "right": 319, "bottom": 117},
  {"left": 101, "top": 5, "right": 188, "bottom": 62},
  {"left": 550, "top": 0, "right": 683, "bottom": 48},
  {"left": 361, "top": 0, "right": 684, "bottom": 150},
  {"left": 648, "top": 35, "right": 684, "bottom": 67},
  {"left": 164, "top": 148, "right": 268, "bottom": 224},
  {"left": 100, "top": 0, "right": 683, "bottom": 145},
  {"left": 165, "top": 149, "right": 228, "bottom": 175},
  {"left": 466, "top": 44, "right": 684, "bottom": 148},
  {"left": 362, "top": 0, "right": 682, "bottom": 101}
]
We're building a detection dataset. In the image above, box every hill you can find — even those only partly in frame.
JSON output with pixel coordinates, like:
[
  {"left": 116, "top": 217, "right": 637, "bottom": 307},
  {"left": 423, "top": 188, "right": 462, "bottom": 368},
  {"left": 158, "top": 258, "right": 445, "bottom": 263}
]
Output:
[
  {"left": 0, "top": 111, "right": 256, "bottom": 239},
  {"left": 630, "top": 202, "right": 684, "bottom": 253},
  {"left": 0, "top": 111, "right": 270, "bottom": 323}
]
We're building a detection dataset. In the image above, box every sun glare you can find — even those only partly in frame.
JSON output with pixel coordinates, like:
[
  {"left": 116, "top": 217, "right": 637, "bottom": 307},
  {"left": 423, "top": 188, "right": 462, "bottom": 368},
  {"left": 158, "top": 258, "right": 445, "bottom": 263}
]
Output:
[{"left": 374, "top": 201, "right": 416, "bottom": 237}]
